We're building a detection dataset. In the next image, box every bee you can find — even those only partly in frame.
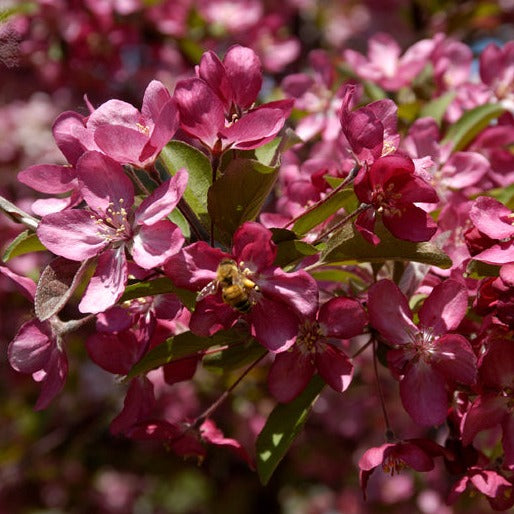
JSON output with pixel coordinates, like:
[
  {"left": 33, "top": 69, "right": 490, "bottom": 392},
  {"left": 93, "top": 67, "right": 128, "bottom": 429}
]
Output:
[{"left": 197, "top": 259, "right": 258, "bottom": 313}]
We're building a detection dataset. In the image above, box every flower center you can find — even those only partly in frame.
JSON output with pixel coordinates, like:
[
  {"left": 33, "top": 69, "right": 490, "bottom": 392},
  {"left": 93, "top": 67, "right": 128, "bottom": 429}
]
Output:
[{"left": 296, "top": 320, "right": 323, "bottom": 357}]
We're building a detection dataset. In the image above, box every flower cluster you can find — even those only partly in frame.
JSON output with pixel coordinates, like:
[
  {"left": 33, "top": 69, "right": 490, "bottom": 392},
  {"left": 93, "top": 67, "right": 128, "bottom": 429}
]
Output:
[{"left": 1, "top": 8, "right": 514, "bottom": 511}]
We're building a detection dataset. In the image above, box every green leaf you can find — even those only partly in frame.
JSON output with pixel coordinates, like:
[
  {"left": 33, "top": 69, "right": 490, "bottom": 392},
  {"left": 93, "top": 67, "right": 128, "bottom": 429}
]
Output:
[
  {"left": 292, "top": 188, "right": 356, "bottom": 236},
  {"left": 321, "top": 221, "right": 452, "bottom": 269},
  {"left": 442, "top": 103, "right": 505, "bottom": 151},
  {"left": 419, "top": 91, "right": 456, "bottom": 126},
  {"left": 256, "top": 375, "right": 325, "bottom": 485},
  {"left": 486, "top": 183, "right": 514, "bottom": 210},
  {"left": 121, "top": 277, "right": 197, "bottom": 310},
  {"left": 159, "top": 141, "right": 212, "bottom": 226},
  {"left": 126, "top": 331, "right": 214, "bottom": 380},
  {"left": 203, "top": 330, "right": 266, "bottom": 372},
  {"left": 270, "top": 228, "right": 318, "bottom": 268},
  {"left": 466, "top": 260, "right": 500, "bottom": 278},
  {"left": 254, "top": 137, "right": 282, "bottom": 167},
  {"left": 2, "top": 230, "right": 46, "bottom": 262},
  {"left": 208, "top": 158, "right": 279, "bottom": 246}
]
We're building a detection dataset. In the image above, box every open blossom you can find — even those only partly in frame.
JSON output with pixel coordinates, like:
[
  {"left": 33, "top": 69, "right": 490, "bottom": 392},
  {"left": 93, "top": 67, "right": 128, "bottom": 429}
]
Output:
[
  {"left": 268, "top": 296, "right": 366, "bottom": 403},
  {"left": 174, "top": 45, "right": 293, "bottom": 155},
  {"left": 343, "top": 33, "right": 435, "bottom": 91},
  {"left": 282, "top": 49, "right": 343, "bottom": 142},
  {"left": 353, "top": 154, "right": 439, "bottom": 245},
  {"left": 358, "top": 439, "right": 450, "bottom": 500},
  {"left": 164, "top": 221, "right": 318, "bottom": 352},
  {"left": 367, "top": 279, "right": 477, "bottom": 426},
  {"left": 37, "top": 151, "right": 187, "bottom": 313}
]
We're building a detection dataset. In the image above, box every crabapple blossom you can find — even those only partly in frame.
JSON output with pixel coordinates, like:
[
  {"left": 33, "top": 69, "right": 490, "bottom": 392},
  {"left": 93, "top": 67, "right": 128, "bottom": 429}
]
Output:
[
  {"left": 353, "top": 154, "right": 439, "bottom": 245},
  {"left": 174, "top": 45, "right": 294, "bottom": 155},
  {"left": 37, "top": 151, "right": 187, "bottom": 313},
  {"left": 164, "top": 221, "right": 318, "bottom": 352},
  {"left": 367, "top": 279, "right": 477, "bottom": 426},
  {"left": 268, "top": 297, "right": 366, "bottom": 402},
  {"left": 343, "top": 32, "right": 435, "bottom": 91}
]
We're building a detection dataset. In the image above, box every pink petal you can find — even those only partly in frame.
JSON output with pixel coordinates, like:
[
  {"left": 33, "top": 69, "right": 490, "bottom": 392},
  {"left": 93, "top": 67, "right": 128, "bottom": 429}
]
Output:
[
  {"left": 315, "top": 344, "right": 353, "bottom": 392},
  {"left": 189, "top": 295, "right": 238, "bottom": 337},
  {"left": 430, "top": 334, "right": 477, "bottom": 385},
  {"left": 470, "top": 196, "right": 514, "bottom": 239},
  {"left": 85, "top": 331, "right": 146, "bottom": 375},
  {"left": 93, "top": 124, "right": 148, "bottom": 165},
  {"left": 461, "top": 394, "right": 507, "bottom": 446},
  {"left": 79, "top": 248, "right": 128, "bottom": 314},
  {"left": 52, "top": 111, "right": 96, "bottom": 165},
  {"left": 249, "top": 296, "right": 299, "bottom": 352},
  {"left": 141, "top": 80, "right": 172, "bottom": 121},
  {"left": 110, "top": 377, "right": 155, "bottom": 435},
  {"left": 37, "top": 209, "right": 109, "bottom": 260},
  {"left": 318, "top": 297, "right": 367, "bottom": 339},
  {"left": 232, "top": 222, "right": 276, "bottom": 271},
  {"left": 164, "top": 242, "right": 229, "bottom": 290},
  {"left": 200, "top": 418, "right": 254, "bottom": 467},
  {"left": 87, "top": 99, "right": 141, "bottom": 129},
  {"left": 18, "top": 164, "right": 76, "bottom": 194},
  {"left": 268, "top": 348, "right": 315, "bottom": 402},
  {"left": 198, "top": 50, "right": 232, "bottom": 108},
  {"left": 77, "top": 151, "right": 135, "bottom": 214},
  {"left": 174, "top": 78, "right": 225, "bottom": 149},
  {"left": 259, "top": 268, "right": 318, "bottom": 319},
  {"left": 8, "top": 320, "right": 53, "bottom": 373},
  {"left": 141, "top": 98, "right": 179, "bottom": 163},
  {"left": 367, "top": 280, "right": 417, "bottom": 345},
  {"left": 225, "top": 102, "right": 293, "bottom": 150},
  {"left": 442, "top": 152, "right": 489, "bottom": 188},
  {"left": 131, "top": 220, "right": 184, "bottom": 269},
  {"left": 401, "top": 361, "right": 448, "bottom": 426},
  {"left": 34, "top": 347, "right": 68, "bottom": 411},
  {"left": 0, "top": 266, "right": 36, "bottom": 300},
  {"left": 223, "top": 45, "right": 262, "bottom": 109},
  {"left": 382, "top": 204, "right": 437, "bottom": 242},
  {"left": 418, "top": 280, "right": 468, "bottom": 335},
  {"left": 355, "top": 208, "right": 380, "bottom": 245},
  {"left": 135, "top": 168, "right": 188, "bottom": 226}
]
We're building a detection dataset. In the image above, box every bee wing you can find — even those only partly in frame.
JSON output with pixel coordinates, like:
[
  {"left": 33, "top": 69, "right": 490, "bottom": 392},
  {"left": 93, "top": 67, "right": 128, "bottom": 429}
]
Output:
[{"left": 197, "top": 280, "right": 218, "bottom": 302}]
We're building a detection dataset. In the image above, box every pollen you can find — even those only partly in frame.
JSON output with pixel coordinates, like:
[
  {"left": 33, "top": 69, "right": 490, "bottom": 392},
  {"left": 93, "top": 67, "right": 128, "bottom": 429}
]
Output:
[
  {"left": 136, "top": 122, "right": 150, "bottom": 136},
  {"left": 382, "top": 455, "right": 407, "bottom": 475}
]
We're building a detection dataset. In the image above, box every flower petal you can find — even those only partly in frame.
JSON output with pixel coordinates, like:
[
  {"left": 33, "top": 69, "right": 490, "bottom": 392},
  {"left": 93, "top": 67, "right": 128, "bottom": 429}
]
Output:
[
  {"left": 135, "top": 168, "right": 188, "bottom": 226},
  {"left": 131, "top": 220, "right": 184, "bottom": 269},
  {"left": 367, "top": 280, "right": 416, "bottom": 345},
  {"left": 268, "top": 348, "right": 314, "bottom": 402},
  {"left": 315, "top": 344, "right": 353, "bottom": 393},
  {"left": 79, "top": 248, "right": 128, "bottom": 314}
]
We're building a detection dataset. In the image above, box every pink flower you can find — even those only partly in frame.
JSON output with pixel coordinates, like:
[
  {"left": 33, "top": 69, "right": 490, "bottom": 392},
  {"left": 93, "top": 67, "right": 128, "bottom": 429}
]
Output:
[
  {"left": 367, "top": 279, "right": 477, "bottom": 426},
  {"left": 268, "top": 297, "right": 366, "bottom": 402},
  {"left": 353, "top": 154, "right": 439, "bottom": 245},
  {"left": 282, "top": 49, "right": 343, "bottom": 142},
  {"left": 164, "top": 222, "right": 318, "bottom": 352},
  {"left": 340, "top": 85, "right": 400, "bottom": 166},
  {"left": 37, "top": 151, "right": 187, "bottom": 313},
  {"left": 89, "top": 80, "right": 179, "bottom": 168},
  {"left": 359, "top": 438, "right": 450, "bottom": 500},
  {"left": 447, "top": 468, "right": 514, "bottom": 511},
  {"left": 468, "top": 196, "right": 514, "bottom": 265},
  {"left": 480, "top": 41, "right": 514, "bottom": 100},
  {"left": 0, "top": 266, "right": 67, "bottom": 410},
  {"left": 461, "top": 338, "right": 514, "bottom": 470},
  {"left": 174, "top": 45, "right": 293, "bottom": 155},
  {"left": 343, "top": 32, "right": 435, "bottom": 91}
]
